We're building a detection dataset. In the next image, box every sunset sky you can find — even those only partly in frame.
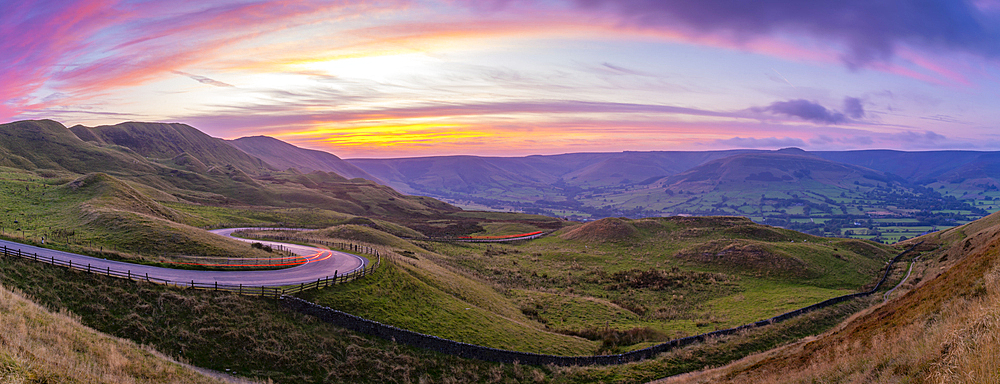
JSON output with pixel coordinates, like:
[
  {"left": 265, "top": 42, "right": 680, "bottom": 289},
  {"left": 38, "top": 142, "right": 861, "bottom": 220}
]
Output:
[{"left": 5, "top": 0, "right": 1000, "bottom": 158}]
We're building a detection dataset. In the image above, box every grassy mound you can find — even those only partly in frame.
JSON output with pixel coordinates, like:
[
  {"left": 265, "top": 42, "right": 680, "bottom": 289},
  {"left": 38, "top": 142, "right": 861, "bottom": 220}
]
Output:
[
  {"left": 65, "top": 172, "right": 186, "bottom": 222},
  {"left": 301, "top": 261, "right": 596, "bottom": 356},
  {"left": 430, "top": 215, "right": 896, "bottom": 352},
  {"left": 78, "top": 207, "right": 275, "bottom": 260},
  {"left": 559, "top": 217, "right": 640, "bottom": 242},
  {"left": 674, "top": 239, "right": 811, "bottom": 279}
]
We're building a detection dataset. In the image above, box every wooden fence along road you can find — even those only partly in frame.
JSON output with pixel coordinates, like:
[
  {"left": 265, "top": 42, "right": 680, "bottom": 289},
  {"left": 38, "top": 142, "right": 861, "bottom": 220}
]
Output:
[{"left": 0, "top": 228, "right": 376, "bottom": 296}]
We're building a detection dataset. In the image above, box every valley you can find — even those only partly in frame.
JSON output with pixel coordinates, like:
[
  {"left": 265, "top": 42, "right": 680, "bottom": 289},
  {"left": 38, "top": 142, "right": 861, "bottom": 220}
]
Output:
[
  {"left": 0, "top": 118, "right": 993, "bottom": 383},
  {"left": 350, "top": 149, "right": 1000, "bottom": 243}
]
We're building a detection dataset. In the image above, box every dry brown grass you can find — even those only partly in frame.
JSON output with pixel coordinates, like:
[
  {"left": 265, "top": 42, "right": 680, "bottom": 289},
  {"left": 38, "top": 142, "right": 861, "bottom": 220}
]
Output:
[
  {"left": 0, "top": 284, "right": 228, "bottom": 384},
  {"left": 656, "top": 217, "right": 1000, "bottom": 384}
]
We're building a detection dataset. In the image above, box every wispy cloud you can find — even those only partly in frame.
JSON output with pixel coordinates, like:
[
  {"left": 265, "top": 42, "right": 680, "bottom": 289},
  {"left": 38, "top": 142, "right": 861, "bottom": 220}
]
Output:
[
  {"left": 0, "top": 0, "right": 409, "bottom": 121},
  {"left": 751, "top": 97, "right": 866, "bottom": 125},
  {"left": 172, "top": 71, "right": 235, "bottom": 87}
]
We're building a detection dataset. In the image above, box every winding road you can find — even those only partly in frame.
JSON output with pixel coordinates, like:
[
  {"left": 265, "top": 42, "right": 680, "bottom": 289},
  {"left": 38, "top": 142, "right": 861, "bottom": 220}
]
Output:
[{"left": 0, "top": 228, "right": 366, "bottom": 287}]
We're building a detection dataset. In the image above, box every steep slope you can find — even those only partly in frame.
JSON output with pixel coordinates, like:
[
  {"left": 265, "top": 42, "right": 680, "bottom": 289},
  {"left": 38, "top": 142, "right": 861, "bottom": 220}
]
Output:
[
  {"left": 0, "top": 120, "right": 155, "bottom": 174},
  {"left": 229, "top": 136, "right": 375, "bottom": 180},
  {"left": 0, "top": 284, "right": 223, "bottom": 384},
  {"left": 932, "top": 152, "right": 1000, "bottom": 185},
  {"left": 655, "top": 151, "right": 888, "bottom": 192},
  {"left": 661, "top": 212, "right": 1000, "bottom": 384},
  {"left": 814, "top": 149, "right": 992, "bottom": 183},
  {"left": 560, "top": 150, "right": 756, "bottom": 187},
  {"left": 70, "top": 122, "right": 273, "bottom": 175}
]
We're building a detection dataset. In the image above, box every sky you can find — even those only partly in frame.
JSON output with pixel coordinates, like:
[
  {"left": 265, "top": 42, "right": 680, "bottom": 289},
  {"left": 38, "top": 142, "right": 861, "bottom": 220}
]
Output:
[{"left": 5, "top": 0, "right": 1000, "bottom": 158}]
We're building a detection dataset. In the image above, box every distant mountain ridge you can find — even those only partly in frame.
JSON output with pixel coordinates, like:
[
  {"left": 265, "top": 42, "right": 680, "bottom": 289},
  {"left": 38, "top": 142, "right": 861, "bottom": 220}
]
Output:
[
  {"left": 228, "top": 136, "right": 376, "bottom": 181},
  {"left": 347, "top": 150, "right": 757, "bottom": 196},
  {"left": 349, "top": 148, "right": 1000, "bottom": 198},
  {"left": 346, "top": 148, "right": 1000, "bottom": 237}
]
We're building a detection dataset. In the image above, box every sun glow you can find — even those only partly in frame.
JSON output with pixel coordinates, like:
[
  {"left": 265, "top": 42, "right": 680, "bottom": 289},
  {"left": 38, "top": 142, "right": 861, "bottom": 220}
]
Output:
[
  {"left": 280, "top": 122, "right": 490, "bottom": 148},
  {"left": 292, "top": 53, "right": 438, "bottom": 81}
]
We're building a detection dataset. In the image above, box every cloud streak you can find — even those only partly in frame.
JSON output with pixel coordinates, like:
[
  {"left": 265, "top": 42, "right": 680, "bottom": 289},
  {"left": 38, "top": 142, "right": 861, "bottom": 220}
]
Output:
[
  {"left": 172, "top": 71, "right": 235, "bottom": 87},
  {"left": 566, "top": 0, "right": 1000, "bottom": 68},
  {"left": 752, "top": 97, "right": 866, "bottom": 125}
]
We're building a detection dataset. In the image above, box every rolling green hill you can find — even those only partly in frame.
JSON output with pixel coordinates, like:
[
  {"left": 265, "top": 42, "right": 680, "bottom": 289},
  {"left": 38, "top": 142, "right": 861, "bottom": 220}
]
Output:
[
  {"left": 1, "top": 120, "right": 459, "bottom": 220},
  {"left": 0, "top": 120, "right": 155, "bottom": 175},
  {"left": 70, "top": 122, "right": 273, "bottom": 175}
]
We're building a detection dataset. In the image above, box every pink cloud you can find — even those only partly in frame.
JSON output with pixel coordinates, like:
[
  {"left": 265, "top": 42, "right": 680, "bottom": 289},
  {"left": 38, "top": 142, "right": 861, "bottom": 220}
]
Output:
[
  {"left": 0, "top": 0, "right": 122, "bottom": 119},
  {"left": 1, "top": 0, "right": 411, "bottom": 121}
]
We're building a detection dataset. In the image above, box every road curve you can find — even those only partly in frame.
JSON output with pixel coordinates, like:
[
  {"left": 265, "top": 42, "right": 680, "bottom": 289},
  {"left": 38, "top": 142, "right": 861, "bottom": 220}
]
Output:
[{"left": 0, "top": 228, "right": 366, "bottom": 287}]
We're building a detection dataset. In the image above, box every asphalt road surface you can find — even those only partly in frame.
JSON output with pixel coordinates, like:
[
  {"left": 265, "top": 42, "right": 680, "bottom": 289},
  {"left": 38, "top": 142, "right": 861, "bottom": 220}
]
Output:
[{"left": 0, "top": 228, "right": 366, "bottom": 287}]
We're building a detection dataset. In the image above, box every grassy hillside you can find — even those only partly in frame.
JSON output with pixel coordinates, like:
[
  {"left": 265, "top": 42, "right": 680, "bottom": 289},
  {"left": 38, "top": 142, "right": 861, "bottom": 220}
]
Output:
[
  {"left": 240, "top": 216, "right": 899, "bottom": 358},
  {"left": 71, "top": 122, "right": 274, "bottom": 175},
  {"left": 0, "top": 215, "right": 890, "bottom": 383},
  {"left": 425, "top": 216, "right": 896, "bottom": 352},
  {"left": 1, "top": 120, "right": 461, "bottom": 221},
  {"left": 0, "top": 169, "right": 283, "bottom": 263},
  {"left": 0, "top": 253, "right": 556, "bottom": 383},
  {"left": 0, "top": 120, "right": 156, "bottom": 175},
  {"left": 657, "top": 211, "right": 1000, "bottom": 384},
  {"left": 0, "top": 284, "right": 223, "bottom": 384},
  {"left": 237, "top": 225, "right": 597, "bottom": 355}
]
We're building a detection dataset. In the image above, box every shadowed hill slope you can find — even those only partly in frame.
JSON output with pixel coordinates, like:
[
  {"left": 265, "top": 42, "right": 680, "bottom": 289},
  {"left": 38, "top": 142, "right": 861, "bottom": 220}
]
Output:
[
  {"left": 348, "top": 150, "right": 757, "bottom": 196},
  {"left": 655, "top": 152, "right": 889, "bottom": 191},
  {"left": 229, "top": 136, "right": 376, "bottom": 180},
  {"left": 70, "top": 122, "right": 273, "bottom": 175},
  {"left": 0, "top": 120, "right": 156, "bottom": 174},
  {"left": 0, "top": 120, "right": 458, "bottom": 218}
]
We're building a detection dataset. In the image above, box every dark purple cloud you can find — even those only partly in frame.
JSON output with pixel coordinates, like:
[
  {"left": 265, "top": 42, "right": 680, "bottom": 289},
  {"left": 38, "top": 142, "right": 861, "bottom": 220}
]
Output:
[
  {"left": 843, "top": 97, "right": 865, "bottom": 119},
  {"left": 570, "top": 0, "right": 1000, "bottom": 67},
  {"left": 752, "top": 97, "right": 865, "bottom": 124},
  {"left": 756, "top": 99, "right": 846, "bottom": 124}
]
